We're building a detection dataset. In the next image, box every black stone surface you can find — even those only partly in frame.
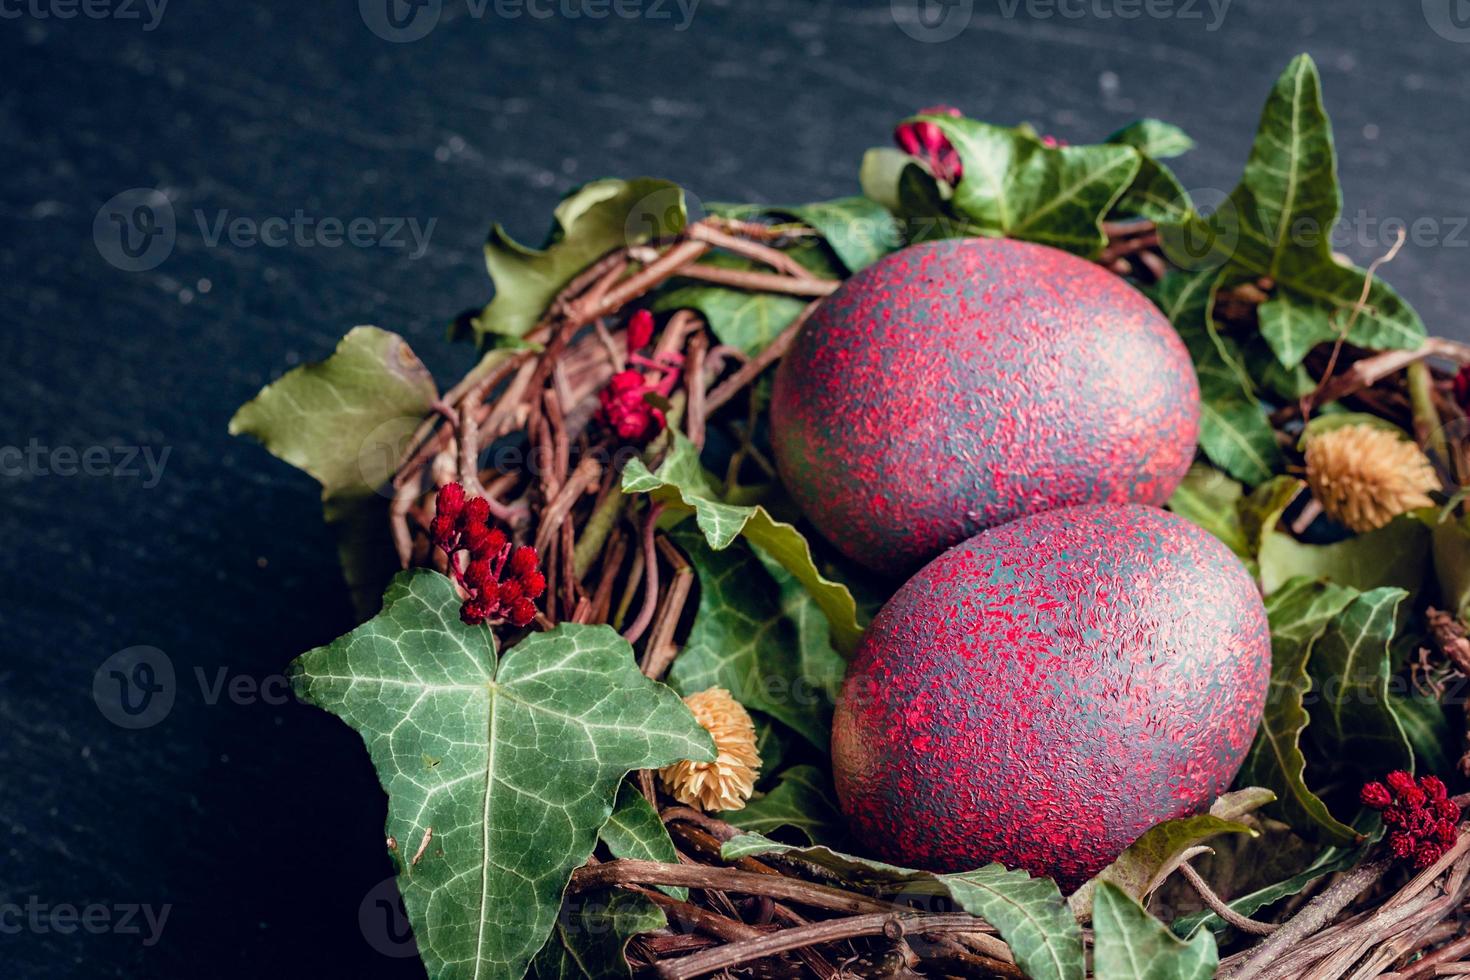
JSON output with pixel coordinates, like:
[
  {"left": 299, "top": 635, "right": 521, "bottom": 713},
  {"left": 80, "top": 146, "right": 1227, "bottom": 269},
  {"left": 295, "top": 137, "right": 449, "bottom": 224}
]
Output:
[{"left": 2, "top": 1, "right": 1467, "bottom": 976}]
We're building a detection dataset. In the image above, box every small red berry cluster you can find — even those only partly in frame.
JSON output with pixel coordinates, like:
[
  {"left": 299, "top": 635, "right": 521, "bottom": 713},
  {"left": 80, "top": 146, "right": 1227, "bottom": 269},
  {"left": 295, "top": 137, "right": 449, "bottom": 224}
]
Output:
[
  {"left": 430, "top": 482, "right": 544, "bottom": 628},
  {"left": 597, "top": 310, "right": 681, "bottom": 443},
  {"left": 1360, "top": 771, "right": 1462, "bottom": 868},
  {"left": 895, "top": 105, "right": 963, "bottom": 185}
]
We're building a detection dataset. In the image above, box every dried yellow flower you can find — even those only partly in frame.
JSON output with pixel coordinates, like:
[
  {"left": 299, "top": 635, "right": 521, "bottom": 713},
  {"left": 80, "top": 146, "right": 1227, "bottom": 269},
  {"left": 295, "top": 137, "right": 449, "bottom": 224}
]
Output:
[
  {"left": 659, "top": 687, "right": 761, "bottom": 812},
  {"left": 1304, "top": 423, "right": 1438, "bottom": 532}
]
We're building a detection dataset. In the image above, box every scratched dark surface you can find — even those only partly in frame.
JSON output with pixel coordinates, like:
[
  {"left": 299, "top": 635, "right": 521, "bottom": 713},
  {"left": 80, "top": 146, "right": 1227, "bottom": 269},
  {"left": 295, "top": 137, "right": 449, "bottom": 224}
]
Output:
[{"left": 1, "top": 1, "right": 1467, "bottom": 977}]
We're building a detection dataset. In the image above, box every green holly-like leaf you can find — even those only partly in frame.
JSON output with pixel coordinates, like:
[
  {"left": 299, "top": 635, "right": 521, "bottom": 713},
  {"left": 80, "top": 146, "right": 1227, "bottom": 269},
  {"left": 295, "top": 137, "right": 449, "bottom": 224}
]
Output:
[
  {"left": 229, "top": 326, "right": 441, "bottom": 616},
  {"left": 722, "top": 834, "right": 1085, "bottom": 980},
  {"left": 1239, "top": 576, "right": 1361, "bottom": 844},
  {"left": 908, "top": 114, "right": 1140, "bottom": 256},
  {"left": 1259, "top": 514, "right": 1431, "bottom": 598},
  {"left": 1205, "top": 56, "right": 1424, "bottom": 367},
  {"left": 1092, "top": 882, "right": 1218, "bottom": 980},
  {"left": 1106, "top": 120, "right": 1196, "bottom": 159},
  {"left": 1304, "top": 586, "right": 1413, "bottom": 774},
  {"left": 528, "top": 891, "right": 664, "bottom": 980},
  {"left": 669, "top": 526, "right": 845, "bottom": 748},
  {"left": 1167, "top": 464, "right": 1250, "bottom": 561},
  {"left": 601, "top": 782, "right": 686, "bottom": 900},
  {"left": 1429, "top": 507, "right": 1470, "bottom": 620},
  {"left": 623, "top": 432, "right": 863, "bottom": 655},
  {"left": 1153, "top": 270, "right": 1283, "bottom": 485},
  {"left": 771, "top": 197, "right": 901, "bottom": 273},
  {"left": 289, "top": 570, "right": 715, "bottom": 980},
  {"left": 723, "top": 765, "right": 846, "bottom": 846},
  {"left": 1070, "top": 789, "right": 1273, "bottom": 918},
  {"left": 474, "top": 178, "right": 688, "bottom": 343}
]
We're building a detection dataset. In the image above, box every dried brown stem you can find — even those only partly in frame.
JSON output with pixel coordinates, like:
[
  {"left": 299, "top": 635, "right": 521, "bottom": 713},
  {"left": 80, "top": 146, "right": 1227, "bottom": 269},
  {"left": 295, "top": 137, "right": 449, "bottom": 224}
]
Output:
[
  {"left": 672, "top": 263, "right": 839, "bottom": 297},
  {"left": 705, "top": 300, "right": 823, "bottom": 413},
  {"left": 569, "top": 860, "right": 897, "bottom": 916},
  {"left": 621, "top": 502, "right": 664, "bottom": 645},
  {"left": 1178, "top": 861, "right": 1279, "bottom": 936}
]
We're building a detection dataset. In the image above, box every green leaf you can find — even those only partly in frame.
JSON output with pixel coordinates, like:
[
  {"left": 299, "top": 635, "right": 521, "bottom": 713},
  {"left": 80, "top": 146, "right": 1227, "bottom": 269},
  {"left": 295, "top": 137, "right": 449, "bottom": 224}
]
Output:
[
  {"left": 624, "top": 432, "right": 863, "bottom": 655},
  {"left": 669, "top": 527, "right": 845, "bottom": 748},
  {"left": 229, "top": 326, "right": 440, "bottom": 616},
  {"left": 1304, "top": 586, "right": 1414, "bottom": 775},
  {"left": 1260, "top": 515, "right": 1431, "bottom": 597},
  {"left": 1172, "top": 843, "right": 1365, "bottom": 937},
  {"left": 1113, "top": 156, "right": 1193, "bottom": 226},
  {"left": 1210, "top": 56, "right": 1425, "bottom": 366},
  {"left": 1239, "top": 577, "right": 1361, "bottom": 844},
  {"left": 476, "top": 178, "right": 687, "bottom": 343},
  {"left": 721, "top": 834, "right": 1085, "bottom": 980},
  {"left": 1106, "top": 120, "right": 1196, "bottom": 158},
  {"left": 913, "top": 115, "right": 1139, "bottom": 256},
  {"left": 1070, "top": 789, "right": 1273, "bottom": 918},
  {"left": 1167, "top": 464, "right": 1249, "bottom": 560},
  {"left": 1152, "top": 270, "right": 1284, "bottom": 485},
  {"left": 1430, "top": 508, "right": 1470, "bottom": 620},
  {"left": 858, "top": 147, "right": 914, "bottom": 213},
  {"left": 1391, "top": 691, "right": 1455, "bottom": 775},
  {"left": 289, "top": 570, "right": 715, "bottom": 980},
  {"left": 1092, "top": 882, "right": 1218, "bottom": 980},
  {"left": 528, "top": 891, "right": 664, "bottom": 980},
  {"left": 724, "top": 765, "right": 845, "bottom": 846},
  {"left": 601, "top": 782, "right": 687, "bottom": 899},
  {"left": 763, "top": 197, "right": 902, "bottom": 273}
]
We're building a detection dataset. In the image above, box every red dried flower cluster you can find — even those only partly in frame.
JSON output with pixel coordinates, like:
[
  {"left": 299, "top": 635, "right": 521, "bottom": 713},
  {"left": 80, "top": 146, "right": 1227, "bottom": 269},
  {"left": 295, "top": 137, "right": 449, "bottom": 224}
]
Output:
[
  {"left": 597, "top": 310, "right": 681, "bottom": 443},
  {"left": 895, "top": 105, "right": 963, "bottom": 185},
  {"left": 430, "top": 482, "right": 543, "bottom": 628},
  {"left": 1454, "top": 364, "right": 1470, "bottom": 413},
  {"left": 1360, "top": 771, "right": 1462, "bottom": 868}
]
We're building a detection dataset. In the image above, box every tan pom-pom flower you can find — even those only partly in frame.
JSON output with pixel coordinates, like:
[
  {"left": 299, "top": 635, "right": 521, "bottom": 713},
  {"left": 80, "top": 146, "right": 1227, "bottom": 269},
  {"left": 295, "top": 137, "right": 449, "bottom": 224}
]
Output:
[
  {"left": 659, "top": 687, "right": 761, "bottom": 812},
  {"left": 1305, "top": 423, "right": 1438, "bottom": 532}
]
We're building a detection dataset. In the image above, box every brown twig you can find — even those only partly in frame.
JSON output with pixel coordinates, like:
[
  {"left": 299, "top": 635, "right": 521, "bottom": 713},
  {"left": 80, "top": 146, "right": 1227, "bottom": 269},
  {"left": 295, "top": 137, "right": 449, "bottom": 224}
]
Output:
[{"left": 706, "top": 299, "right": 823, "bottom": 413}]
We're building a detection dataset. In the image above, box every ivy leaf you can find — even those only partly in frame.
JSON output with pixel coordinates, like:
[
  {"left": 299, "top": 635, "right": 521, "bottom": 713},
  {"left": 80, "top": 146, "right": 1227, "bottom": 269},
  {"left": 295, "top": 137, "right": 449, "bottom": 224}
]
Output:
[
  {"left": 1304, "top": 586, "right": 1413, "bottom": 775},
  {"left": 601, "top": 782, "right": 686, "bottom": 899},
  {"left": 474, "top": 178, "right": 688, "bottom": 343},
  {"left": 652, "top": 251, "right": 814, "bottom": 356},
  {"left": 1209, "top": 55, "right": 1424, "bottom": 367},
  {"left": 722, "top": 834, "right": 1085, "bottom": 980},
  {"left": 1391, "top": 691, "right": 1455, "bottom": 775},
  {"left": 623, "top": 432, "right": 863, "bottom": 655},
  {"left": 1167, "top": 464, "right": 1249, "bottom": 561},
  {"left": 723, "top": 765, "right": 846, "bottom": 846},
  {"left": 1069, "top": 789, "right": 1274, "bottom": 918},
  {"left": 1239, "top": 576, "right": 1361, "bottom": 844},
  {"left": 910, "top": 114, "right": 1139, "bottom": 256},
  {"left": 289, "top": 570, "right": 715, "bottom": 980},
  {"left": 1259, "top": 515, "right": 1431, "bottom": 597},
  {"left": 229, "top": 326, "right": 440, "bottom": 616},
  {"left": 669, "top": 527, "right": 845, "bottom": 748},
  {"left": 1170, "top": 843, "right": 1366, "bottom": 937},
  {"left": 1153, "top": 270, "right": 1283, "bottom": 485},
  {"left": 713, "top": 197, "right": 901, "bottom": 274},
  {"left": 1106, "top": 120, "right": 1196, "bottom": 159},
  {"left": 858, "top": 146, "right": 912, "bottom": 213},
  {"left": 1092, "top": 882, "right": 1218, "bottom": 980},
  {"left": 528, "top": 891, "right": 664, "bottom": 980}
]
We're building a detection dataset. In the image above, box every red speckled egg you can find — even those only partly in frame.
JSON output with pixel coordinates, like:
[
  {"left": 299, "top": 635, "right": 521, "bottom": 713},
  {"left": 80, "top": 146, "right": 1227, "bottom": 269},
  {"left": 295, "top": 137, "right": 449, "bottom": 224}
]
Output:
[
  {"left": 831, "top": 504, "right": 1269, "bottom": 891},
  {"left": 771, "top": 237, "right": 1199, "bottom": 575}
]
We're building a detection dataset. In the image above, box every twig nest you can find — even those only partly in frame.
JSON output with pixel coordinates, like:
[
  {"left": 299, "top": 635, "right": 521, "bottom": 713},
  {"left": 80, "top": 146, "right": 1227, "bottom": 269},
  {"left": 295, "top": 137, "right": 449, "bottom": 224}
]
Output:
[
  {"left": 1304, "top": 423, "right": 1438, "bottom": 532},
  {"left": 660, "top": 687, "right": 761, "bottom": 812}
]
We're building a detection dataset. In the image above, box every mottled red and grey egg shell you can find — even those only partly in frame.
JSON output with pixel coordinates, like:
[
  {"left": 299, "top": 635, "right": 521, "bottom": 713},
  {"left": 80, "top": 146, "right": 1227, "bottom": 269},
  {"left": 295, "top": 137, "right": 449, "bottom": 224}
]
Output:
[
  {"left": 771, "top": 236, "right": 1200, "bottom": 575},
  {"left": 830, "top": 504, "right": 1269, "bottom": 891}
]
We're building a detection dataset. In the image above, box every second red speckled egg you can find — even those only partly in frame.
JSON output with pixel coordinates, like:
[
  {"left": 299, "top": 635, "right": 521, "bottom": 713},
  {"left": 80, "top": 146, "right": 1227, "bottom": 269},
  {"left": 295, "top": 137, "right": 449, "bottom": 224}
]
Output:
[
  {"left": 770, "top": 237, "right": 1200, "bottom": 575},
  {"left": 830, "top": 504, "right": 1271, "bottom": 891}
]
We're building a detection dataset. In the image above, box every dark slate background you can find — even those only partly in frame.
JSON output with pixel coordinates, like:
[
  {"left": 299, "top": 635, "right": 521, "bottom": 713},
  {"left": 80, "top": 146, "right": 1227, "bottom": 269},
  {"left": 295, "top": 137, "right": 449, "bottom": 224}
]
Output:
[{"left": 2, "top": 1, "right": 1467, "bottom": 976}]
